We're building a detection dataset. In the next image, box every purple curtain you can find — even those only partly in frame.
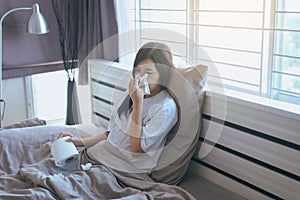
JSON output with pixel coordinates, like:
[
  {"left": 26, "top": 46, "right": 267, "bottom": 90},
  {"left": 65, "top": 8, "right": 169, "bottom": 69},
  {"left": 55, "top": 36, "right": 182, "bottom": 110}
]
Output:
[
  {"left": 51, "top": 0, "right": 82, "bottom": 125},
  {"left": 51, "top": 0, "right": 118, "bottom": 125},
  {"left": 78, "top": 0, "right": 119, "bottom": 85},
  {"left": 1, "top": 0, "right": 118, "bottom": 80},
  {"left": 0, "top": 0, "right": 63, "bottom": 79}
]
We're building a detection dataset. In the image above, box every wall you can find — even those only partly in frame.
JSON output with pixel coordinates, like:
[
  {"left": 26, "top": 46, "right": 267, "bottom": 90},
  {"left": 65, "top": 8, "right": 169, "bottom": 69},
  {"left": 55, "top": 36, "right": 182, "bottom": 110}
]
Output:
[
  {"left": 2, "top": 78, "right": 27, "bottom": 126},
  {"left": 2, "top": 76, "right": 91, "bottom": 127}
]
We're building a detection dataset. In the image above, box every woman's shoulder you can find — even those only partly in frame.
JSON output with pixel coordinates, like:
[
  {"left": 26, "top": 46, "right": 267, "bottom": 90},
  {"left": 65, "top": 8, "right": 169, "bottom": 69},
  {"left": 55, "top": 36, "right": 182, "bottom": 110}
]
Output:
[{"left": 153, "top": 90, "right": 178, "bottom": 110}]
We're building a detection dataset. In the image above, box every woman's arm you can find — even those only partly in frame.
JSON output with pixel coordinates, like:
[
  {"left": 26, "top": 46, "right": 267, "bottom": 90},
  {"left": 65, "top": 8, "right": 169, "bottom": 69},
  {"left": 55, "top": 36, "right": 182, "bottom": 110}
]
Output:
[
  {"left": 129, "top": 78, "right": 145, "bottom": 154},
  {"left": 130, "top": 102, "right": 144, "bottom": 153},
  {"left": 81, "top": 131, "right": 109, "bottom": 147},
  {"left": 58, "top": 131, "right": 109, "bottom": 148}
]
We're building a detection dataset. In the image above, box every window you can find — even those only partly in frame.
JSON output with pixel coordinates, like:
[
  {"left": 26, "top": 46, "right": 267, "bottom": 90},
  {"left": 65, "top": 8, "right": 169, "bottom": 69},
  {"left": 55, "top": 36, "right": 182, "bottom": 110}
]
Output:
[
  {"left": 272, "top": 0, "right": 300, "bottom": 104},
  {"left": 30, "top": 70, "right": 68, "bottom": 124},
  {"left": 125, "top": 0, "right": 300, "bottom": 106},
  {"left": 137, "top": 0, "right": 189, "bottom": 67},
  {"left": 194, "top": 0, "right": 265, "bottom": 96}
]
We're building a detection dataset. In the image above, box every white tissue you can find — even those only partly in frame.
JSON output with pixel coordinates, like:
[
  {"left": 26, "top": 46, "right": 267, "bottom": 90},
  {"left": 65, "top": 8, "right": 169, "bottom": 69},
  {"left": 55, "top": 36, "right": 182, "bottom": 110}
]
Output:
[
  {"left": 81, "top": 163, "right": 92, "bottom": 171},
  {"left": 136, "top": 73, "right": 150, "bottom": 95},
  {"left": 51, "top": 136, "right": 79, "bottom": 167},
  {"left": 53, "top": 172, "right": 65, "bottom": 179}
]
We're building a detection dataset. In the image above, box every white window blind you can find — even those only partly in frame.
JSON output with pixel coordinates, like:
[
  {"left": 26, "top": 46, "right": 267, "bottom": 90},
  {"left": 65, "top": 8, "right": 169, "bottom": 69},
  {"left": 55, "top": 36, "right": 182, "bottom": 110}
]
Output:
[{"left": 128, "top": 0, "right": 300, "bottom": 105}]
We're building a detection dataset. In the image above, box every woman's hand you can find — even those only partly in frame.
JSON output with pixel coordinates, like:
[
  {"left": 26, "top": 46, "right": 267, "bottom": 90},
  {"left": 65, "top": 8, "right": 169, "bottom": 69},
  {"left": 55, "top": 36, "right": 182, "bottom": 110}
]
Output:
[
  {"left": 129, "top": 78, "right": 144, "bottom": 105},
  {"left": 58, "top": 132, "right": 84, "bottom": 147}
]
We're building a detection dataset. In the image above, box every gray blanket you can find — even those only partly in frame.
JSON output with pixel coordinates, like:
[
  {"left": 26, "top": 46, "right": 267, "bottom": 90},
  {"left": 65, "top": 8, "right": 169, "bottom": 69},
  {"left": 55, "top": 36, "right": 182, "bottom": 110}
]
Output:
[{"left": 0, "top": 125, "right": 196, "bottom": 200}]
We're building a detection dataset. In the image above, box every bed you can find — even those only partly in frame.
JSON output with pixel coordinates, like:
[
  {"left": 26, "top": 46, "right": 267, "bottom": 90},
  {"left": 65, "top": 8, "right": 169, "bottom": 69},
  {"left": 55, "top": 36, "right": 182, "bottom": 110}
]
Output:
[{"left": 0, "top": 60, "right": 207, "bottom": 199}]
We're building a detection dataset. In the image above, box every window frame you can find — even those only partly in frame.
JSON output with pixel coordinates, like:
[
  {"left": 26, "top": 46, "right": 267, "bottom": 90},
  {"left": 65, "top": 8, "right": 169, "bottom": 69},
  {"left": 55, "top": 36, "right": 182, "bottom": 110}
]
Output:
[
  {"left": 131, "top": 0, "right": 300, "bottom": 109},
  {"left": 271, "top": 0, "right": 300, "bottom": 104}
]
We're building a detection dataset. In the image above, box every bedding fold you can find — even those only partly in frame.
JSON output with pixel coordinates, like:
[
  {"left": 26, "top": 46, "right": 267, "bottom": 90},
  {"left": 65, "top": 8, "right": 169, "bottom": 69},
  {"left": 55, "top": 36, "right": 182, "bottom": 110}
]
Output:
[{"left": 0, "top": 125, "right": 196, "bottom": 200}]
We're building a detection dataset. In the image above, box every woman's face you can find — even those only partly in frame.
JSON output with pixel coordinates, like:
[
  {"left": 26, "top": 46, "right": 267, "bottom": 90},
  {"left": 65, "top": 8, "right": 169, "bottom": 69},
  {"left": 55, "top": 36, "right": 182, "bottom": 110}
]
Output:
[{"left": 134, "top": 58, "right": 161, "bottom": 97}]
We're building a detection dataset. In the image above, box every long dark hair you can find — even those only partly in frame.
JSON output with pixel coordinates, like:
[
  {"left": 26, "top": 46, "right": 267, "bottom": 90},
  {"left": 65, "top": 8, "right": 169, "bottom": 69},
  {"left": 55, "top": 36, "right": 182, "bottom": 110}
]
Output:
[{"left": 117, "top": 42, "right": 175, "bottom": 116}]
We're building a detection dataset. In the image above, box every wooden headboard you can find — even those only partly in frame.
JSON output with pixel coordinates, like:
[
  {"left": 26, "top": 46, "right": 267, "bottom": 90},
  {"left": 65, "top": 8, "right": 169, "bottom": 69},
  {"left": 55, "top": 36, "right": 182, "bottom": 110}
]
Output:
[{"left": 88, "top": 59, "right": 131, "bottom": 128}]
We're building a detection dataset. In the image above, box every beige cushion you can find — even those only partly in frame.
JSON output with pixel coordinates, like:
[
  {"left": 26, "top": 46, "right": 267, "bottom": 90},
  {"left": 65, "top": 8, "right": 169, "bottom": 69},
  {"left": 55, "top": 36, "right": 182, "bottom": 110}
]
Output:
[{"left": 150, "top": 64, "right": 207, "bottom": 185}]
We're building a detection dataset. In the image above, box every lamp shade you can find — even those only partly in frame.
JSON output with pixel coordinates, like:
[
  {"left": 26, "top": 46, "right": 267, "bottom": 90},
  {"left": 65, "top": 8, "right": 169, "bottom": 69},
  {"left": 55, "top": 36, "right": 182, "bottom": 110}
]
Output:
[{"left": 27, "top": 3, "right": 49, "bottom": 34}]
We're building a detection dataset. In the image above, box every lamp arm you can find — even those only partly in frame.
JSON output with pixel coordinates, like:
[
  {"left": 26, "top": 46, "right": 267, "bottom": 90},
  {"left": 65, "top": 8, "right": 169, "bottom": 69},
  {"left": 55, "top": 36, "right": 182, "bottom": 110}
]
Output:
[
  {"left": 0, "top": 7, "right": 32, "bottom": 25},
  {"left": 0, "top": 7, "right": 32, "bottom": 128}
]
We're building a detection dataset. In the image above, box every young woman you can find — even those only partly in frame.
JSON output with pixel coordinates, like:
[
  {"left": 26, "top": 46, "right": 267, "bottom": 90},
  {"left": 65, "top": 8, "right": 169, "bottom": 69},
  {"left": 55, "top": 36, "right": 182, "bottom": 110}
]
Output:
[{"left": 59, "top": 42, "right": 178, "bottom": 170}]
